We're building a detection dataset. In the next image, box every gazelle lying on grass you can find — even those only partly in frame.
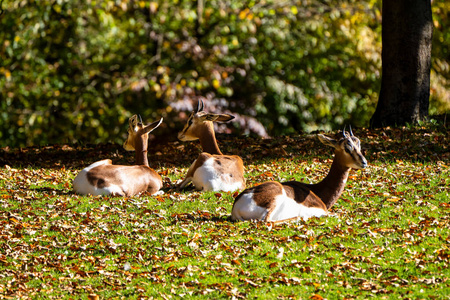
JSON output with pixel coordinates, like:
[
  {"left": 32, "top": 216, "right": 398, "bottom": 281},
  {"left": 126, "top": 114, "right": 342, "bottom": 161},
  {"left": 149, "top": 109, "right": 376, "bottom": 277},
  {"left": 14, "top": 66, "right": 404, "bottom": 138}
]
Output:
[
  {"left": 231, "top": 129, "right": 367, "bottom": 222},
  {"left": 177, "top": 100, "right": 245, "bottom": 192},
  {"left": 73, "top": 115, "right": 163, "bottom": 197}
]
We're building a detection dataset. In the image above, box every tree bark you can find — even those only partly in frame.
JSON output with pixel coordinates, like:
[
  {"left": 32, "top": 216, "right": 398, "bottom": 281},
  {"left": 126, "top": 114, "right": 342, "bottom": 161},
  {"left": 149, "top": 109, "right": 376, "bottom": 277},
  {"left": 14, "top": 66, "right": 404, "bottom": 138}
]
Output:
[{"left": 370, "top": 0, "right": 433, "bottom": 128}]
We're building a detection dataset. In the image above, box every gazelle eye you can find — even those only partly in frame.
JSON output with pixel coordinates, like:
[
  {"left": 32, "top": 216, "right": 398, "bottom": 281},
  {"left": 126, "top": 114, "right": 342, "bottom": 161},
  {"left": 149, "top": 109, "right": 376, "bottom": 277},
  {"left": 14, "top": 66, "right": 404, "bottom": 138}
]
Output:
[
  {"left": 187, "top": 114, "right": 194, "bottom": 126},
  {"left": 345, "top": 147, "right": 352, "bottom": 154}
]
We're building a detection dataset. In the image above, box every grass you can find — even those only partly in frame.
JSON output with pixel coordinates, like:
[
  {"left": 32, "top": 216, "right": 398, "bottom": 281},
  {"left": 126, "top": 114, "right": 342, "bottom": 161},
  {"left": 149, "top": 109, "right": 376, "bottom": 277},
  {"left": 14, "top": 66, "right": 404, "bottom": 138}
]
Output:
[{"left": 0, "top": 125, "right": 449, "bottom": 299}]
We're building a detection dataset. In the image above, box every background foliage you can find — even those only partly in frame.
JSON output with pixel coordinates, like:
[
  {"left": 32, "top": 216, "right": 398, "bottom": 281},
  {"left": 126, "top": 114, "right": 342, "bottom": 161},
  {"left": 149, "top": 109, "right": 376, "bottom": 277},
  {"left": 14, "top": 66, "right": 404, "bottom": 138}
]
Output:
[{"left": 1, "top": 0, "right": 449, "bottom": 147}]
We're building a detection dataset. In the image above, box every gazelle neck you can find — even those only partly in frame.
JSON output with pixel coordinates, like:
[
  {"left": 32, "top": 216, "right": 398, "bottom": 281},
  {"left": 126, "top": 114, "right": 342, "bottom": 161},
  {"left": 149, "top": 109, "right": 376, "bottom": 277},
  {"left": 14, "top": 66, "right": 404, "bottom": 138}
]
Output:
[
  {"left": 198, "top": 123, "right": 223, "bottom": 155},
  {"left": 134, "top": 136, "right": 149, "bottom": 166},
  {"left": 309, "top": 152, "right": 350, "bottom": 209}
]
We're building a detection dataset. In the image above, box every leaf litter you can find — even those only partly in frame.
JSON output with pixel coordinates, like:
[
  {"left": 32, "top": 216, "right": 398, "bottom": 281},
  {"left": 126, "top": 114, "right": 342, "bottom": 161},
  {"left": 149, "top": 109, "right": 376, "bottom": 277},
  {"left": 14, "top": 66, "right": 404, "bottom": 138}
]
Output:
[{"left": 0, "top": 126, "right": 449, "bottom": 299}]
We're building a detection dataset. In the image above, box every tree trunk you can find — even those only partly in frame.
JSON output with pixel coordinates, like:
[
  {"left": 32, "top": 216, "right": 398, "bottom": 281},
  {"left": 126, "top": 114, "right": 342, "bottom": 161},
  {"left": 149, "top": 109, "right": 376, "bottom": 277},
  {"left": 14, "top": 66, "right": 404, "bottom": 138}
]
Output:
[{"left": 370, "top": 0, "right": 433, "bottom": 128}]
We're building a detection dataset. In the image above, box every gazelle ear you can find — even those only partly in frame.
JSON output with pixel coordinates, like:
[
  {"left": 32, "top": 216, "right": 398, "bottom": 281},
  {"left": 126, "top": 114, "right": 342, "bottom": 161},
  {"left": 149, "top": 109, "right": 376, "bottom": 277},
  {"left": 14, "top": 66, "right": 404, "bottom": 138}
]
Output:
[
  {"left": 144, "top": 118, "right": 163, "bottom": 134},
  {"left": 202, "top": 113, "right": 220, "bottom": 122},
  {"left": 215, "top": 114, "right": 235, "bottom": 123},
  {"left": 129, "top": 115, "right": 139, "bottom": 129},
  {"left": 203, "top": 113, "right": 234, "bottom": 123},
  {"left": 318, "top": 134, "right": 338, "bottom": 148}
]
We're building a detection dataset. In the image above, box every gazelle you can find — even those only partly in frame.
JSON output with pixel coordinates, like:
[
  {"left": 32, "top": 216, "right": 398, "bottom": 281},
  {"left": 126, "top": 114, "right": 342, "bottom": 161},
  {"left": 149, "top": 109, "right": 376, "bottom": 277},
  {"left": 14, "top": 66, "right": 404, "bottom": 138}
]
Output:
[
  {"left": 73, "top": 115, "right": 163, "bottom": 197},
  {"left": 231, "top": 128, "right": 367, "bottom": 222},
  {"left": 177, "top": 100, "right": 245, "bottom": 192}
]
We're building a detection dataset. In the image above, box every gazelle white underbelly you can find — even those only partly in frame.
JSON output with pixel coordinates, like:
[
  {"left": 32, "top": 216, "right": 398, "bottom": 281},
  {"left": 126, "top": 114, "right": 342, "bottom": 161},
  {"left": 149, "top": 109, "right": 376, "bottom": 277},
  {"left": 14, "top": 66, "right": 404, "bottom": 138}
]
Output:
[
  {"left": 232, "top": 188, "right": 328, "bottom": 222},
  {"left": 73, "top": 173, "right": 124, "bottom": 196},
  {"left": 192, "top": 157, "right": 243, "bottom": 192},
  {"left": 269, "top": 190, "right": 328, "bottom": 221},
  {"left": 73, "top": 160, "right": 125, "bottom": 196},
  {"left": 231, "top": 192, "right": 268, "bottom": 221}
]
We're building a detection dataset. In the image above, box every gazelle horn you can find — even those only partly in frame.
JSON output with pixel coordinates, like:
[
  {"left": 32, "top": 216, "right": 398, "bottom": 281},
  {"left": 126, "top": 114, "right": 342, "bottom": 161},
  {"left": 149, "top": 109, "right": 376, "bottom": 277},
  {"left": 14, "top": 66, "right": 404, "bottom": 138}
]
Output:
[{"left": 196, "top": 99, "right": 204, "bottom": 113}]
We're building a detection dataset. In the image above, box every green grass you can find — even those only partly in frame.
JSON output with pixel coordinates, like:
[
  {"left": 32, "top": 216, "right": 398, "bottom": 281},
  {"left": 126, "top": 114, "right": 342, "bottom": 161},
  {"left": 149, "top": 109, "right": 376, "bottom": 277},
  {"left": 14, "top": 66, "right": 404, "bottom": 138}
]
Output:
[{"left": 0, "top": 126, "right": 449, "bottom": 299}]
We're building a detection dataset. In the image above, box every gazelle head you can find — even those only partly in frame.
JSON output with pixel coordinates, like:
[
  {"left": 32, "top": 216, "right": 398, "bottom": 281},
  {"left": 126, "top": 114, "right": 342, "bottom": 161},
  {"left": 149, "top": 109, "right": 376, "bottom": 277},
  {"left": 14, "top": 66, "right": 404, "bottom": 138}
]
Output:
[
  {"left": 318, "top": 127, "right": 368, "bottom": 169},
  {"left": 123, "top": 115, "right": 163, "bottom": 151},
  {"left": 177, "top": 99, "right": 235, "bottom": 141}
]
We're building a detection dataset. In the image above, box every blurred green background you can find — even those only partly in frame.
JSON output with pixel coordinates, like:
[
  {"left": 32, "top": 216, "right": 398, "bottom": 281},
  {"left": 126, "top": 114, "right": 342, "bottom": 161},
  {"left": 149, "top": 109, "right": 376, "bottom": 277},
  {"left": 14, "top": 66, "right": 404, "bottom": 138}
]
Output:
[{"left": 1, "top": 0, "right": 448, "bottom": 148}]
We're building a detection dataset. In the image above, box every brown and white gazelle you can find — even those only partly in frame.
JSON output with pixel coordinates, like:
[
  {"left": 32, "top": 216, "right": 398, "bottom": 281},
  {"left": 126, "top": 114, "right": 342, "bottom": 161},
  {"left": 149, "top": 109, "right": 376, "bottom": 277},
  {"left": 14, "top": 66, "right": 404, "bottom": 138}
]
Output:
[
  {"left": 177, "top": 100, "right": 245, "bottom": 192},
  {"left": 231, "top": 129, "right": 367, "bottom": 222},
  {"left": 73, "top": 115, "right": 163, "bottom": 197}
]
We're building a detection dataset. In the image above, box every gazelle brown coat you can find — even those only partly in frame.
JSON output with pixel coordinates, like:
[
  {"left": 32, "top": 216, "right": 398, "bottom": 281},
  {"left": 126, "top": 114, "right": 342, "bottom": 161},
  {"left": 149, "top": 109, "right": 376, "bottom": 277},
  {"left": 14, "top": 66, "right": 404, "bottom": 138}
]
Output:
[
  {"left": 231, "top": 130, "right": 367, "bottom": 222},
  {"left": 73, "top": 116, "right": 163, "bottom": 197}
]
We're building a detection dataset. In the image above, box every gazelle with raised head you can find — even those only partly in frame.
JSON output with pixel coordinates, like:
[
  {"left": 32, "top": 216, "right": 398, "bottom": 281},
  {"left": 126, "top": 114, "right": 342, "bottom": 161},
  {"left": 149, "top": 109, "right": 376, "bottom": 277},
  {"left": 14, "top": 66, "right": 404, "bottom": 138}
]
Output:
[
  {"left": 73, "top": 115, "right": 163, "bottom": 197},
  {"left": 231, "top": 128, "right": 367, "bottom": 222},
  {"left": 177, "top": 100, "right": 245, "bottom": 192}
]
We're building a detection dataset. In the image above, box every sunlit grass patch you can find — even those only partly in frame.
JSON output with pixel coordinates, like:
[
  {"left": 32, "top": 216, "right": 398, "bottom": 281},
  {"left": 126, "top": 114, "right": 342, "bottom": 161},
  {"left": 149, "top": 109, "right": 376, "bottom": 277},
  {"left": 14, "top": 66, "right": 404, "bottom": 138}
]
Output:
[{"left": 0, "top": 127, "right": 449, "bottom": 299}]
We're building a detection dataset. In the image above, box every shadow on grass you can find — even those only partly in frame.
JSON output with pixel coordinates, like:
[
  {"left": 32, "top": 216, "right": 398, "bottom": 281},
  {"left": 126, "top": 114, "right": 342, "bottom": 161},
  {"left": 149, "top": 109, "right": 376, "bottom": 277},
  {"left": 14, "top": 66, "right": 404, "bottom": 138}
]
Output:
[
  {"left": 1, "top": 125, "right": 448, "bottom": 170},
  {"left": 171, "top": 215, "right": 232, "bottom": 224},
  {"left": 29, "top": 186, "right": 72, "bottom": 196}
]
